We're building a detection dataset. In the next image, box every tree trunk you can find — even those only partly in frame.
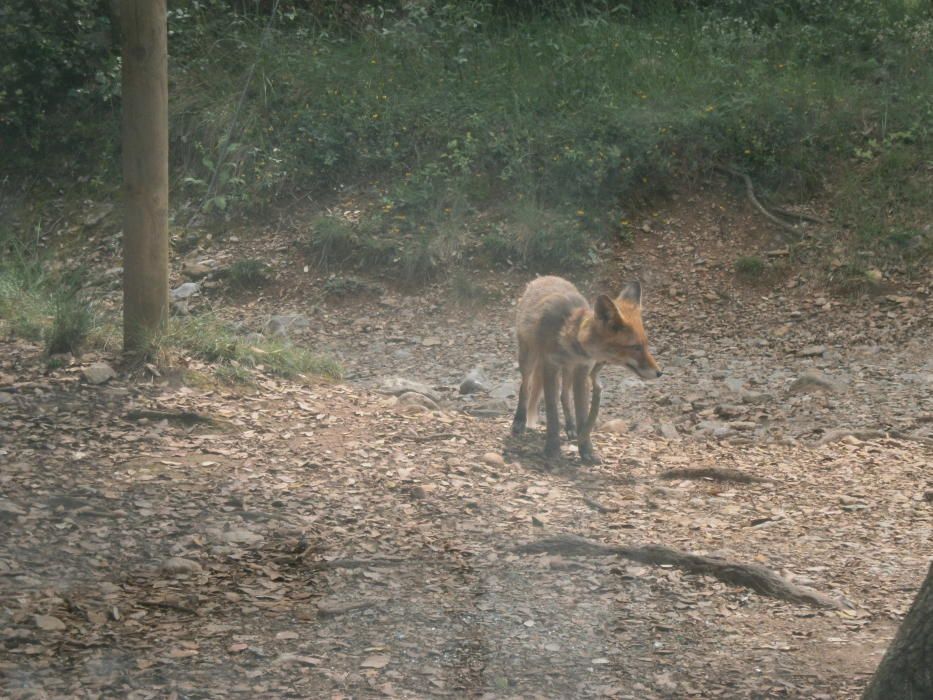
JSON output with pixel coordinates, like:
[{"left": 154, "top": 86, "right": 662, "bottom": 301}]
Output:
[
  {"left": 121, "top": 0, "right": 169, "bottom": 352},
  {"left": 862, "top": 562, "right": 933, "bottom": 699}
]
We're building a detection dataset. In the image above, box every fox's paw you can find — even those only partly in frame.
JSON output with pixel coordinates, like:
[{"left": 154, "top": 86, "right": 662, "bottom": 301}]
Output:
[
  {"left": 544, "top": 441, "right": 561, "bottom": 460},
  {"left": 579, "top": 444, "right": 602, "bottom": 465},
  {"left": 511, "top": 420, "right": 526, "bottom": 437},
  {"left": 565, "top": 423, "right": 577, "bottom": 441}
]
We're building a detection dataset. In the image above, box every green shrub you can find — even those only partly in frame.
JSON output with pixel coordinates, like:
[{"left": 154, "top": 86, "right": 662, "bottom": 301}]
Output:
[
  {"left": 734, "top": 255, "right": 766, "bottom": 280},
  {"left": 226, "top": 259, "right": 271, "bottom": 290}
]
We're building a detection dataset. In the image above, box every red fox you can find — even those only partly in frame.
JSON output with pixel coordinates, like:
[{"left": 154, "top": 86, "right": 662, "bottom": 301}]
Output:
[{"left": 511, "top": 276, "right": 661, "bottom": 462}]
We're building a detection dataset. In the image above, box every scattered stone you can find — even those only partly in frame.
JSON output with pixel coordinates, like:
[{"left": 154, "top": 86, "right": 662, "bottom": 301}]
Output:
[
  {"left": 601, "top": 419, "right": 628, "bottom": 435},
  {"left": 82, "top": 362, "right": 116, "bottom": 385},
  {"left": 817, "top": 428, "right": 885, "bottom": 445},
  {"left": 659, "top": 422, "right": 680, "bottom": 441},
  {"left": 397, "top": 392, "right": 439, "bottom": 411},
  {"left": 421, "top": 336, "right": 442, "bottom": 347},
  {"left": 789, "top": 370, "right": 846, "bottom": 394},
  {"left": 0, "top": 499, "right": 25, "bottom": 515},
  {"left": 378, "top": 377, "right": 439, "bottom": 402},
  {"left": 170, "top": 282, "right": 200, "bottom": 301},
  {"left": 182, "top": 261, "right": 212, "bottom": 280},
  {"left": 265, "top": 314, "right": 310, "bottom": 338},
  {"left": 482, "top": 452, "right": 505, "bottom": 467},
  {"left": 0, "top": 393, "right": 13, "bottom": 405},
  {"left": 222, "top": 528, "right": 263, "bottom": 546},
  {"left": 866, "top": 268, "right": 883, "bottom": 283},
  {"left": 799, "top": 345, "right": 827, "bottom": 357},
  {"left": 727, "top": 421, "right": 758, "bottom": 431},
  {"left": 633, "top": 419, "right": 655, "bottom": 435},
  {"left": 34, "top": 614, "right": 66, "bottom": 632},
  {"left": 161, "top": 557, "right": 203, "bottom": 576},
  {"left": 459, "top": 367, "right": 489, "bottom": 394},
  {"left": 741, "top": 391, "right": 774, "bottom": 405},
  {"left": 723, "top": 377, "right": 745, "bottom": 393},
  {"left": 489, "top": 382, "right": 518, "bottom": 400},
  {"left": 715, "top": 404, "right": 746, "bottom": 419}
]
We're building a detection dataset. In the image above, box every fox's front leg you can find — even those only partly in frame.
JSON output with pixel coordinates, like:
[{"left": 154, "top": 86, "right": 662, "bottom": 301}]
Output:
[
  {"left": 542, "top": 363, "right": 561, "bottom": 459},
  {"left": 574, "top": 364, "right": 602, "bottom": 464}
]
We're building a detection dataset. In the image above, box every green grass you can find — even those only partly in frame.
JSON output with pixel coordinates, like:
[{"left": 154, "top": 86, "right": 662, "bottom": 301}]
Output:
[{"left": 159, "top": 314, "right": 342, "bottom": 381}]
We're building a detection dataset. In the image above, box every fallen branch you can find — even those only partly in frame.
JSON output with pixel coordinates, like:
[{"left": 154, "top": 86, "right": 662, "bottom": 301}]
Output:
[
  {"left": 659, "top": 467, "right": 771, "bottom": 484},
  {"left": 515, "top": 534, "right": 845, "bottom": 609},
  {"left": 715, "top": 165, "right": 800, "bottom": 237}
]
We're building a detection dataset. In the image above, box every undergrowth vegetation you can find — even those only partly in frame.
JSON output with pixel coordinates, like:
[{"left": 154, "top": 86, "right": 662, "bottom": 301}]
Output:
[
  {"left": 0, "top": 229, "right": 339, "bottom": 381},
  {"left": 3, "top": 0, "right": 931, "bottom": 282}
]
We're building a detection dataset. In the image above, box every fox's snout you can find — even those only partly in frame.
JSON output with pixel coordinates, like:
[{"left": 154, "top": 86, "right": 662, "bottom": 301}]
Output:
[{"left": 627, "top": 356, "right": 662, "bottom": 380}]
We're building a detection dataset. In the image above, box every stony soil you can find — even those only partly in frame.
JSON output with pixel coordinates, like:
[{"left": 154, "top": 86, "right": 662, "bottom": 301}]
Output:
[{"left": 1, "top": 188, "right": 931, "bottom": 698}]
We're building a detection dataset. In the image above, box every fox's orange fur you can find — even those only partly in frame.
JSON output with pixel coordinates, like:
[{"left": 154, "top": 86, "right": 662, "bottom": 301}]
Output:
[{"left": 511, "top": 276, "right": 660, "bottom": 462}]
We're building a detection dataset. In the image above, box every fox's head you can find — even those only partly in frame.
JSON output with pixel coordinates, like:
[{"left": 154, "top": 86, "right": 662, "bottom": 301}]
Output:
[{"left": 582, "top": 281, "right": 661, "bottom": 379}]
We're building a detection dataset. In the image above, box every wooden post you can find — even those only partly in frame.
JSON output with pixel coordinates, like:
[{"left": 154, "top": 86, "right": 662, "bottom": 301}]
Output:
[{"left": 121, "top": 0, "right": 169, "bottom": 352}]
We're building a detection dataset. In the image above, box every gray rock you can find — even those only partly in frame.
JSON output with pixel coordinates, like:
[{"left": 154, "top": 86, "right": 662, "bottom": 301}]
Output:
[
  {"left": 378, "top": 376, "right": 439, "bottom": 402},
  {"left": 459, "top": 367, "right": 489, "bottom": 395},
  {"left": 222, "top": 528, "right": 264, "bottom": 546},
  {"left": 265, "top": 314, "right": 310, "bottom": 338},
  {"left": 463, "top": 399, "right": 511, "bottom": 417},
  {"left": 799, "top": 344, "right": 827, "bottom": 357},
  {"left": 789, "top": 370, "right": 846, "bottom": 394},
  {"left": 170, "top": 282, "right": 200, "bottom": 301},
  {"left": 740, "top": 390, "right": 774, "bottom": 405},
  {"left": 659, "top": 422, "right": 680, "bottom": 441},
  {"left": 723, "top": 377, "right": 745, "bottom": 393},
  {"left": 182, "top": 261, "right": 212, "bottom": 280},
  {"left": 490, "top": 382, "right": 518, "bottom": 400},
  {"left": 0, "top": 393, "right": 13, "bottom": 405},
  {"left": 82, "top": 362, "right": 116, "bottom": 385},
  {"left": 715, "top": 404, "right": 746, "bottom": 419},
  {"left": 397, "top": 392, "right": 439, "bottom": 411},
  {"left": 161, "top": 557, "right": 203, "bottom": 576}
]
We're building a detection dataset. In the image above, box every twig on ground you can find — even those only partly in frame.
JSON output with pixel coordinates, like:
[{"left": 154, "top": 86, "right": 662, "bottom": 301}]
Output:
[{"left": 659, "top": 467, "right": 772, "bottom": 484}]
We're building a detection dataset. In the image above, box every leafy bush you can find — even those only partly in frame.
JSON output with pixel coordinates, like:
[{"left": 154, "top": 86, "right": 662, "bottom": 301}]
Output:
[
  {"left": 0, "top": 0, "right": 119, "bottom": 161},
  {"left": 734, "top": 255, "right": 766, "bottom": 280},
  {"left": 226, "top": 258, "right": 271, "bottom": 290}
]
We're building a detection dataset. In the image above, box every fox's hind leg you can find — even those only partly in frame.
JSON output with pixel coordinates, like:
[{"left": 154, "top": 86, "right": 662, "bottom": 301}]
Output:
[
  {"left": 542, "top": 362, "right": 562, "bottom": 459},
  {"left": 560, "top": 367, "right": 576, "bottom": 440},
  {"left": 525, "top": 367, "right": 542, "bottom": 428},
  {"left": 511, "top": 338, "right": 530, "bottom": 436}
]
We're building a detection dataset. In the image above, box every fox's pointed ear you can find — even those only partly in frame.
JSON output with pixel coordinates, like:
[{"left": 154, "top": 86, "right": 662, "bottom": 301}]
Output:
[
  {"left": 617, "top": 281, "right": 642, "bottom": 307},
  {"left": 594, "top": 294, "right": 624, "bottom": 326}
]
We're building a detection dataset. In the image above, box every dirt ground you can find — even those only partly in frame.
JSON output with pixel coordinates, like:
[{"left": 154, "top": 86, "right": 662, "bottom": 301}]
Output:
[{"left": 1, "top": 186, "right": 931, "bottom": 698}]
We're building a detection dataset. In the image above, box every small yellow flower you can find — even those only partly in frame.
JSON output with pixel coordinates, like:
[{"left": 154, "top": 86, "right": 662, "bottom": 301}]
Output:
[{"left": 576, "top": 209, "right": 585, "bottom": 216}]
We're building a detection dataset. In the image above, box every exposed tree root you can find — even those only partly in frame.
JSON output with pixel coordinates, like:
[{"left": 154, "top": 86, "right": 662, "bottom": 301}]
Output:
[
  {"left": 515, "top": 534, "right": 846, "bottom": 609},
  {"left": 715, "top": 165, "right": 801, "bottom": 237},
  {"left": 659, "top": 467, "right": 771, "bottom": 484},
  {"left": 125, "top": 409, "right": 219, "bottom": 427}
]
